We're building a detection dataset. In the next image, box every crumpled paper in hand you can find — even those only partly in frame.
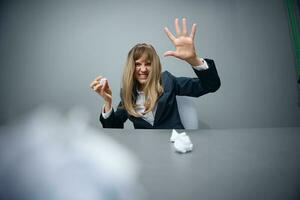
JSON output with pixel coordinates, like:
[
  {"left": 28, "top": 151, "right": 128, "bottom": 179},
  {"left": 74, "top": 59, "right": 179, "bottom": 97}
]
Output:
[
  {"left": 170, "top": 129, "right": 193, "bottom": 153},
  {"left": 99, "top": 78, "right": 107, "bottom": 86}
]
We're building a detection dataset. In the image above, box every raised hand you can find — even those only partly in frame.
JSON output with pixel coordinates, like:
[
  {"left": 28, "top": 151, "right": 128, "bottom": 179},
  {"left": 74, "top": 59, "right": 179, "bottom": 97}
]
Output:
[
  {"left": 90, "top": 76, "right": 112, "bottom": 112},
  {"left": 164, "top": 18, "right": 203, "bottom": 66}
]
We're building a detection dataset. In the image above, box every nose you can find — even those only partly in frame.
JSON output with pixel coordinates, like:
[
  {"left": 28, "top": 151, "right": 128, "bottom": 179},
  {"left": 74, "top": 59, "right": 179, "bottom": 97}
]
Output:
[{"left": 140, "top": 64, "right": 148, "bottom": 72}]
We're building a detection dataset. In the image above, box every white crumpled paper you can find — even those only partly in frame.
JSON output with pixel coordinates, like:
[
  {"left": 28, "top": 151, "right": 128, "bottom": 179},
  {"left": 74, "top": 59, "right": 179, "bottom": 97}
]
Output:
[
  {"left": 99, "top": 78, "right": 107, "bottom": 86},
  {"left": 170, "top": 129, "right": 193, "bottom": 153}
]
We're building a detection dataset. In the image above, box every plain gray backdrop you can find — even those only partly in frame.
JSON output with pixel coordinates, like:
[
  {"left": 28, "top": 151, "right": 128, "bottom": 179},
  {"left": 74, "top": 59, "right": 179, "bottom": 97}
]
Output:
[{"left": 1, "top": 0, "right": 300, "bottom": 129}]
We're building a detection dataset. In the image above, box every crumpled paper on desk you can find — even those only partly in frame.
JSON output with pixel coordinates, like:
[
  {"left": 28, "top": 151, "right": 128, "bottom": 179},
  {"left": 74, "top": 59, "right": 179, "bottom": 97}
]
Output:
[{"left": 170, "top": 129, "right": 193, "bottom": 153}]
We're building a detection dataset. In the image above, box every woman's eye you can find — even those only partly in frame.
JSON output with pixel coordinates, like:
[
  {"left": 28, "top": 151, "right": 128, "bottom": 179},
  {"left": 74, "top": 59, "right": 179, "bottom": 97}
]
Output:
[{"left": 146, "top": 63, "right": 151, "bottom": 66}]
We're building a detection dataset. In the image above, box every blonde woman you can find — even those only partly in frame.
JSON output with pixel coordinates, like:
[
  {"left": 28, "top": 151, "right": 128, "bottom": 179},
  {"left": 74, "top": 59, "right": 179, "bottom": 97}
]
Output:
[{"left": 90, "top": 18, "right": 220, "bottom": 129}]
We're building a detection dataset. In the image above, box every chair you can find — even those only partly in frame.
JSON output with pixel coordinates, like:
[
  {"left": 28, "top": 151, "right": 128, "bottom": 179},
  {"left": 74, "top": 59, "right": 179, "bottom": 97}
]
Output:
[{"left": 176, "top": 96, "right": 199, "bottom": 129}]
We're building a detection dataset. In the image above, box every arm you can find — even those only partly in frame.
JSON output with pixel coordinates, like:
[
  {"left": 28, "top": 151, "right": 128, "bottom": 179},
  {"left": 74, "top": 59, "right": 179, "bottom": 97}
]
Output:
[
  {"left": 173, "top": 58, "right": 220, "bottom": 97},
  {"left": 99, "top": 101, "right": 128, "bottom": 128},
  {"left": 90, "top": 76, "right": 128, "bottom": 128},
  {"left": 90, "top": 76, "right": 112, "bottom": 110},
  {"left": 164, "top": 18, "right": 220, "bottom": 96}
]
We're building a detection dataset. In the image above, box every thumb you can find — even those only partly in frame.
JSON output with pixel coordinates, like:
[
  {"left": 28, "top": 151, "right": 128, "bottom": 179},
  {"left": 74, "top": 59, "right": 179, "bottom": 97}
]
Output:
[
  {"left": 103, "top": 79, "right": 111, "bottom": 91},
  {"left": 164, "top": 50, "right": 178, "bottom": 57}
]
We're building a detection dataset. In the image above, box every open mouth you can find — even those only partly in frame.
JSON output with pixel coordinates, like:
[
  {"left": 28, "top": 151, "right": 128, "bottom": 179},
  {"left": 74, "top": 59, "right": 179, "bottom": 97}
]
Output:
[{"left": 139, "top": 74, "right": 148, "bottom": 79}]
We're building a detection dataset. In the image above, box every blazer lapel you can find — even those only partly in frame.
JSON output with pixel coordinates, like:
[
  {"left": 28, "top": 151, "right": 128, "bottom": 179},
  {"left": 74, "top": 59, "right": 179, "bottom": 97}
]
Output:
[
  {"left": 129, "top": 115, "right": 153, "bottom": 128},
  {"left": 153, "top": 92, "right": 168, "bottom": 125}
]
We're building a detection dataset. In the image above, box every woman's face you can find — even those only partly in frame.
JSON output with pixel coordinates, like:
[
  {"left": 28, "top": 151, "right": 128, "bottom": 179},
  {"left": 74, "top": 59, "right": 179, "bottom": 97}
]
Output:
[{"left": 134, "top": 55, "right": 151, "bottom": 90}]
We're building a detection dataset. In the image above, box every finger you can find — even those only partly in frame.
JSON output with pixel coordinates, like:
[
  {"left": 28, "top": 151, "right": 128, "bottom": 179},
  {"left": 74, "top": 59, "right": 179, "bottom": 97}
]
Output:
[
  {"left": 182, "top": 18, "right": 187, "bottom": 35},
  {"left": 94, "top": 84, "right": 101, "bottom": 91},
  {"left": 95, "top": 76, "right": 103, "bottom": 81},
  {"left": 190, "top": 23, "right": 197, "bottom": 40},
  {"left": 163, "top": 50, "right": 178, "bottom": 57},
  {"left": 90, "top": 81, "right": 95, "bottom": 88},
  {"left": 175, "top": 18, "right": 181, "bottom": 36},
  {"left": 102, "top": 79, "right": 109, "bottom": 90},
  {"left": 90, "top": 80, "right": 99, "bottom": 89},
  {"left": 164, "top": 27, "right": 176, "bottom": 43},
  {"left": 100, "top": 80, "right": 108, "bottom": 93}
]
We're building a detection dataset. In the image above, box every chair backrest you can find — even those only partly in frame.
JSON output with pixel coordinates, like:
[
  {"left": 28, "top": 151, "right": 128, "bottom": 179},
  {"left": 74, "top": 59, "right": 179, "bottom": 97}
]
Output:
[{"left": 176, "top": 96, "right": 199, "bottom": 129}]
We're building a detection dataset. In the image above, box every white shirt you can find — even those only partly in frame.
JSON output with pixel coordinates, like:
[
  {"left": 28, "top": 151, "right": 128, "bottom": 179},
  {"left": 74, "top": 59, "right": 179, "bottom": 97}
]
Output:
[{"left": 102, "top": 58, "right": 209, "bottom": 125}]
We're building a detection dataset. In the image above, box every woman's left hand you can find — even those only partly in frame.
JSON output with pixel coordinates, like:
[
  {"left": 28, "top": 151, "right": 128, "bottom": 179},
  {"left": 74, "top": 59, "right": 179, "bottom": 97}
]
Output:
[{"left": 164, "top": 18, "right": 203, "bottom": 66}]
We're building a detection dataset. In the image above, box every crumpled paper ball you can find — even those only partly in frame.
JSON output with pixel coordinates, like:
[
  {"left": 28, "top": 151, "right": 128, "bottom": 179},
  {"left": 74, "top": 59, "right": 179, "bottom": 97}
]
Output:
[
  {"left": 170, "top": 129, "right": 193, "bottom": 153},
  {"left": 99, "top": 78, "right": 107, "bottom": 86}
]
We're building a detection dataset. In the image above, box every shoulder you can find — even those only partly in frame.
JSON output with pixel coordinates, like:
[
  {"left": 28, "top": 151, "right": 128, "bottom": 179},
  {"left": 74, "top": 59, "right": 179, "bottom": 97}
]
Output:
[
  {"left": 161, "top": 70, "right": 177, "bottom": 84},
  {"left": 161, "top": 71, "right": 176, "bottom": 91},
  {"left": 161, "top": 70, "right": 175, "bottom": 80}
]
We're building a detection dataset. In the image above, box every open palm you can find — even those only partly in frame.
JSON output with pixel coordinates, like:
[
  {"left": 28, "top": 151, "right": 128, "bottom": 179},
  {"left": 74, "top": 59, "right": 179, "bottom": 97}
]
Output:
[{"left": 164, "top": 18, "right": 197, "bottom": 61}]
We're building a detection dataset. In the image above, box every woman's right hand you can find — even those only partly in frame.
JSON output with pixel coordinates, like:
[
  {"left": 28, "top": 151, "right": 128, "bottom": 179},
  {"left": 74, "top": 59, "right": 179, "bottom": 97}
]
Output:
[{"left": 90, "top": 76, "right": 112, "bottom": 111}]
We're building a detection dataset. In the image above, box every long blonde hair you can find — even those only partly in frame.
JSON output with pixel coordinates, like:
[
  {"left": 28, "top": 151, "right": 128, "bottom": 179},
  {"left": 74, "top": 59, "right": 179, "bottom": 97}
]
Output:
[{"left": 121, "top": 43, "right": 164, "bottom": 117}]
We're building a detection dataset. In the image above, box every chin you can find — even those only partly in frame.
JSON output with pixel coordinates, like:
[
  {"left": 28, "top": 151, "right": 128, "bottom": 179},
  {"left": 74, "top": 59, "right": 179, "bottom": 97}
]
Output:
[{"left": 138, "top": 80, "right": 147, "bottom": 84}]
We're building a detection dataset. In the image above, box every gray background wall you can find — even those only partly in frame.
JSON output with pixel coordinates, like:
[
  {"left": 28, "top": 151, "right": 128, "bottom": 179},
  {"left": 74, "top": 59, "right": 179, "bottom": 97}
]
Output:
[{"left": 1, "top": 0, "right": 299, "bottom": 129}]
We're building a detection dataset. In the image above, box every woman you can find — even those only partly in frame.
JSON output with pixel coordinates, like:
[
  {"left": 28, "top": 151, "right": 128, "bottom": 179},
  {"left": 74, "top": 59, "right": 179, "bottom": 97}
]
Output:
[{"left": 90, "top": 18, "right": 221, "bottom": 129}]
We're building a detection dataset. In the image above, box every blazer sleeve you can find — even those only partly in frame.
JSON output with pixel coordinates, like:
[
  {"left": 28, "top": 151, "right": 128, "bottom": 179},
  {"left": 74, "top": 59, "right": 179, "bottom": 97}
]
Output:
[
  {"left": 173, "top": 58, "right": 221, "bottom": 97},
  {"left": 99, "top": 101, "right": 128, "bottom": 128}
]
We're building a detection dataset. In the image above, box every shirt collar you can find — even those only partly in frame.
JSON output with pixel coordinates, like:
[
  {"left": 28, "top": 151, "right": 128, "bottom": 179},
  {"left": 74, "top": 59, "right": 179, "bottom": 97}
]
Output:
[{"left": 136, "top": 89, "right": 144, "bottom": 95}]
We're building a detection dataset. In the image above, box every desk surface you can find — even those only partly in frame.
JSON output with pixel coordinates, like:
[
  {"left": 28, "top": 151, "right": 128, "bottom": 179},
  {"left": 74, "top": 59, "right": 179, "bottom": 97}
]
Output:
[{"left": 101, "top": 127, "right": 300, "bottom": 200}]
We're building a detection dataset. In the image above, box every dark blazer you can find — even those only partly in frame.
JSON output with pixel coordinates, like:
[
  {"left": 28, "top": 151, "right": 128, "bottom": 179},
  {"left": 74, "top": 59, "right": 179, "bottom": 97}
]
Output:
[{"left": 100, "top": 59, "right": 221, "bottom": 129}]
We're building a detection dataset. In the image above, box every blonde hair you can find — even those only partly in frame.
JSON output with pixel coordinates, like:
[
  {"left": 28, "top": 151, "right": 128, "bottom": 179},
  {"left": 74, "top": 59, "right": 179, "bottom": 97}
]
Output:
[{"left": 121, "top": 43, "right": 164, "bottom": 117}]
